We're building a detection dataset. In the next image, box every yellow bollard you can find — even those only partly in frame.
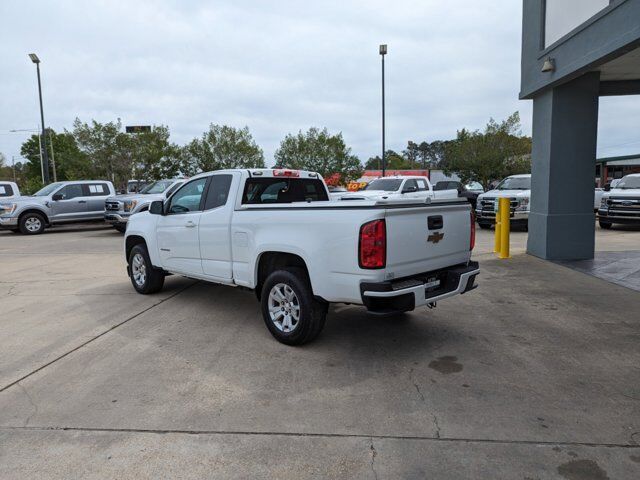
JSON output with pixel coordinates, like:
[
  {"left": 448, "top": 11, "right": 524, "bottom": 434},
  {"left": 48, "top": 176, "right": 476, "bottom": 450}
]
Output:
[
  {"left": 493, "top": 205, "right": 502, "bottom": 253},
  {"left": 499, "top": 197, "right": 511, "bottom": 259}
]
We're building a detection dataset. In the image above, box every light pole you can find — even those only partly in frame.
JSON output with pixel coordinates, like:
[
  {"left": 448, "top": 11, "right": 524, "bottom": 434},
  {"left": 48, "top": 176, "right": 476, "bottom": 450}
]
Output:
[
  {"left": 9, "top": 128, "right": 44, "bottom": 182},
  {"left": 29, "top": 53, "right": 50, "bottom": 184},
  {"left": 379, "top": 44, "right": 387, "bottom": 177}
]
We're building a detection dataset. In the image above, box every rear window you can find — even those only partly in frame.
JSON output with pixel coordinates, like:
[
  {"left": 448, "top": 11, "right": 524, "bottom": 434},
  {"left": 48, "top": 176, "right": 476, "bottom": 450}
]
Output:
[{"left": 242, "top": 178, "right": 328, "bottom": 204}]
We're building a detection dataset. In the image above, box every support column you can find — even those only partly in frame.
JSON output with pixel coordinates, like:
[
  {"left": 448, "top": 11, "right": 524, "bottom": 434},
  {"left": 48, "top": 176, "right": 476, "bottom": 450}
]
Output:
[{"left": 527, "top": 72, "right": 600, "bottom": 260}]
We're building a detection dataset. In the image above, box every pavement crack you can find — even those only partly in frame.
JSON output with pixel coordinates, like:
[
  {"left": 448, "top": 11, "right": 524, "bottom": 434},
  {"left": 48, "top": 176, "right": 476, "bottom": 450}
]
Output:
[
  {"left": 17, "top": 383, "right": 38, "bottom": 427},
  {"left": 0, "top": 281, "right": 197, "bottom": 394},
  {"left": 369, "top": 437, "right": 379, "bottom": 480},
  {"left": 409, "top": 367, "right": 441, "bottom": 438}
]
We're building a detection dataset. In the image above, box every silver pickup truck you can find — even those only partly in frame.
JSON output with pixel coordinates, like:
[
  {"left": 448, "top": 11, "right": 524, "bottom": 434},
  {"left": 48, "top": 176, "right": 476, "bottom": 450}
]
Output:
[
  {"left": 104, "top": 179, "right": 184, "bottom": 232},
  {"left": 0, "top": 180, "right": 115, "bottom": 234}
]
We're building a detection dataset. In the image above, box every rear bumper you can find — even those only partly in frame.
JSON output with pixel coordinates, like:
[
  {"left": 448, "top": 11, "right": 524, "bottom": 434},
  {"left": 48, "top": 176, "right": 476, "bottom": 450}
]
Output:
[
  {"left": 360, "top": 261, "right": 480, "bottom": 315},
  {"left": 0, "top": 216, "right": 18, "bottom": 228}
]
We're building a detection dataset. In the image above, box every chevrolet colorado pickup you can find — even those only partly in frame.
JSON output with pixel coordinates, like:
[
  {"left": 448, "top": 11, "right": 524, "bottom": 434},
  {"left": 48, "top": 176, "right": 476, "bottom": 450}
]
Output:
[
  {"left": 0, "top": 180, "right": 115, "bottom": 234},
  {"left": 124, "top": 169, "right": 479, "bottom": 345},
  {"left": 598, "top": 173, "right": 640, "bottom": 229}
]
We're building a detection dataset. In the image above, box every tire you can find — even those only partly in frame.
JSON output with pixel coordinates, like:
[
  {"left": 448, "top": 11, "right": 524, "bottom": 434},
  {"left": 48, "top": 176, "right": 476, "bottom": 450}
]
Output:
[
  {"left": 114, "top": 224, "right": 127, "bottom": 233},
  {"left": 19, "top": 212, "right": 46, "bottom": 235},
  {"left": 260, "top": 267, "right": 327, "bottom": 346},
  {"left": 599, "top": 220, "right": 612, "bottom": 230},
  {"left": 128, "top": 244, "right": 165, "bottom": 294},
  {"left": 478, "top": 222, "right": 492, "bottom": 230}
]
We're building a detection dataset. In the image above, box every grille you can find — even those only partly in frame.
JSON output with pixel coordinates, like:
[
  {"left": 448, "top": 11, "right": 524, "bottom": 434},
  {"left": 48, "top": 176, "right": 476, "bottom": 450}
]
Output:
[
  {"left": 105, "top": 201, "right": 120, "bottom": 211},
  {"left": 480, "top": 197, "right": 518, "bottom": 213}
]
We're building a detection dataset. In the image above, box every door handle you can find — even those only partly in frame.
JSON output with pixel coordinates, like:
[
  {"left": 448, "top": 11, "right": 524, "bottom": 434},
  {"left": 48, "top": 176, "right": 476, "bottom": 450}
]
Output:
[
  {"left": 78, "top": 200, "right": 87, "bottom": 204},
  {"left": 185, "top": 221, "right": 196, "bottom": 228}
]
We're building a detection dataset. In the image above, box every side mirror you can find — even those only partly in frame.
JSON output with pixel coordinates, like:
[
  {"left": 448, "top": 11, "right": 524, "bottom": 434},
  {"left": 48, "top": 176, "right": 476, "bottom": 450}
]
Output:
[
  {"left": 402, "top": 186, "right": 418, "bottom": 193},
  {"left": 603, "top": 184, "right": 611, "bottom": 192},
  {"left": 149, "top": 200, "right": 164, "bottom": 215},
  {"left": 52, "top": 193, "right": 63, "bottom": 201}
]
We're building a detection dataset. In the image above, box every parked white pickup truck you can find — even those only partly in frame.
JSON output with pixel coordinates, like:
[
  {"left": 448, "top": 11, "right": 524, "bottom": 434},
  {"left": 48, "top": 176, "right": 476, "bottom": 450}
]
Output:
[
  {"left": 598, "top": 173, "right": 640, "bottom": 229},
  {"left": 124, "top": 169, "right": 479, "bottom": 345},
  {"left": 339, "top": 176, "right": 458, "bottom": 202}
]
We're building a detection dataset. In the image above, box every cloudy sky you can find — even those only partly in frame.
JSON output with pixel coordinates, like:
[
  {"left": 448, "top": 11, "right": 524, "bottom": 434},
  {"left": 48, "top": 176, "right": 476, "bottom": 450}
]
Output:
[{"left": 1, "top": 0, "right": 638, "bottom": 166}]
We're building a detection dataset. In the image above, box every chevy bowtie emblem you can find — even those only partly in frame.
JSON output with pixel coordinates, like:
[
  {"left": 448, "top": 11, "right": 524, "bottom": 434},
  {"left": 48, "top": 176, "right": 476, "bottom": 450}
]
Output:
[{"left": 428, "top": 232, "right": 445, "bottom": 244}]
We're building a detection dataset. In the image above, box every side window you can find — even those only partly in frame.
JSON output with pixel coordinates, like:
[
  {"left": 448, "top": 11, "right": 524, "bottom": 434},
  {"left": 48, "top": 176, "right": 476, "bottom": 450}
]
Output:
[
  {"left": 416, "top": 179, "right": 428, "bottom": 191},
  {"left": 204, "top": 175, "right": 233, "bottom": 210},
  {"left": 0, "top": 185, "right": 13, "bottom": 197},
  {"left": 58, "top": 184, "right": 84, "bottom": 200},
  {"left": 404, "top": 179, "right": 418, "bottom": 191},
  {"left": 168, "top": 178, "right": 207, "bottom": 214},
  {"left": 85, "top": 183, "right": 108, "bottom": 196}
]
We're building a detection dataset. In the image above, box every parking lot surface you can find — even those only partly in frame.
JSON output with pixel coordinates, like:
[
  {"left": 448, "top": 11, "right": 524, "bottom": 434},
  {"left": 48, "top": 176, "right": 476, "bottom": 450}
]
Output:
[{"left": 1, "top": 224, "right": 639, "bottom": 479}]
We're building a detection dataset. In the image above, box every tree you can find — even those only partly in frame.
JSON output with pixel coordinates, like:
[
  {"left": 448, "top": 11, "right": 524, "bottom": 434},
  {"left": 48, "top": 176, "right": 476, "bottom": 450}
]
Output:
[
  {"left": 72, "top": 118, "right": 132, "bottom": 188},
  {"left": 129, "top": 125, "right": 179, "bottom": 180},
  {"left": 403, "top": 141, "right": 419, "bottom": 169},
  {"left": 180, "top": 124, "right": 264, "bottom": 176},
  {"left": 20, "top": 129, "right": 91, "bottom": 184},
  {"left": 442, "top": 112, "right": 532, "bottom": 190},
  {"left": 274, "top": 127, "right": 362, "bottom": 182},
  {"left": 417, "top": 140, "right": 450, "bottom": 168},
  {"left": 364, "top": 150, "right": 410, "bottom": 170}
]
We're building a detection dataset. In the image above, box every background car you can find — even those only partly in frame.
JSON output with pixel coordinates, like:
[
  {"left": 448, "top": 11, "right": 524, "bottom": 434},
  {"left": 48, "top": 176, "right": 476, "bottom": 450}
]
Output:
[
  {"left": 0, "top": 181, "right": 20, "bottom": 200},
  {"left": 433, "top": 180, "right": 480, "bottom": 209}
]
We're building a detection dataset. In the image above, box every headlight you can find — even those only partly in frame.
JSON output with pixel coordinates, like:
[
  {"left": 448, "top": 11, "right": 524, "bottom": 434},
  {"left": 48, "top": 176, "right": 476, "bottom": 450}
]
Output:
[
  {"left": 600, "top": 198, "right": 608, "bottom": 207},
  {"left": 124, "top": 200, "right": 138, "bottom": 212},
  {"left": 515, "top": 198, "right": 529, "bottom": 211},
  {"left": 0, "top": 203, "right": 17, "bottom": 215}
]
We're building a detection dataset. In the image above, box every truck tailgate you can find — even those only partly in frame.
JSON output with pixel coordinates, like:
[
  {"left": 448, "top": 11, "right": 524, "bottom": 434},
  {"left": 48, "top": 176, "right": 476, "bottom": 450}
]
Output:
[{"left": 383, "top": 201, "right": 472, "bottom": 279}]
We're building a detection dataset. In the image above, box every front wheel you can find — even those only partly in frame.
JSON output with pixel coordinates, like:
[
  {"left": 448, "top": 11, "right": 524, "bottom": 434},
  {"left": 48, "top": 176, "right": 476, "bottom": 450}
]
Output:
[
  {"left": 261, "top": 268, "right": 327, "bottom": 346},
  {"left": 599, "top": 220, "right": 612, "bottom": 230},
  {"left": 128, "top": 244, "right": 165, "bottom": 294},
  {"left": 19, "top": 212, "right": 46, "bottom": 235}
]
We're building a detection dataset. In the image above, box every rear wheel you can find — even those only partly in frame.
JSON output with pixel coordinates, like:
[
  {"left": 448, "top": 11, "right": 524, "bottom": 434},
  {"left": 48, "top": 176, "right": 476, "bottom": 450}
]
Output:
[
  {"left": 128, "top": 244, "right": 165, "bottom": 294},
  {"left": 599, "top": 220, "right": 612, "bottom": 230},
  {"left": 261, "top": 268, "right": 327, "bottom": 346},
  {"left": 19, "top": 212, "right": 46, "bottom": 235}
]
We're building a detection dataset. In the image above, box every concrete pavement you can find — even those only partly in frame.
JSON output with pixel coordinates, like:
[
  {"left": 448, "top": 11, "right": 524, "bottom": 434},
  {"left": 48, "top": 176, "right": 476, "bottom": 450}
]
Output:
[{"left": 0, "top": 225, "right": 639, "bottom": 479}]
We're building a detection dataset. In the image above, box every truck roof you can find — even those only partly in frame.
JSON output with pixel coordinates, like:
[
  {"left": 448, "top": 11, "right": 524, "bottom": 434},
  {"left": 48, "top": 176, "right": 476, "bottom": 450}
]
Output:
[{"left": 190, "top": 168, "right": 323, "bottom": 180}]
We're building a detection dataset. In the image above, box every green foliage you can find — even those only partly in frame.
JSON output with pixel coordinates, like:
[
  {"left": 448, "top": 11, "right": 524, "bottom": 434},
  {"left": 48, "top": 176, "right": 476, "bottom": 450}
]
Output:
[
  {"left": 180, "top": 124, "right": 265, "bottom": 176},
  {"left": 364, "top": 150, "right": 411, "bottom": 170},
  {"left": 442, "top": 112, "right": 532, "bottom": 190},
  {"left": 274, "top": 127, "right": 362, "bottom": 182}
]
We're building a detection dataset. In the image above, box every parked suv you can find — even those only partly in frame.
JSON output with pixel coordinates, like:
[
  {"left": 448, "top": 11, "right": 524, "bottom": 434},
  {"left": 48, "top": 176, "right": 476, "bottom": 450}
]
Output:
[
  {"left": 598, "top": 173, "right": 640, "bottom": 229},
  {"left": 0, "top": 180, "right": 115, "bottom": 234},
  {"left": 104, "top": 179, "right": 184, "bottom": 232},
  {"left": 475, "top": 174, "right": 531, "bottom": 230},
  {"left": 0, "top": 181, "right": 20, "bottom": 200}
]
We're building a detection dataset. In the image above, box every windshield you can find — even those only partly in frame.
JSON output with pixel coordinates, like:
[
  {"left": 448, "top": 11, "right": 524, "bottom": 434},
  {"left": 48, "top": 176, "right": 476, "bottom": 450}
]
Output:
[
  {"left": 34, "top": 182, "right": 64, "bottom": 196},
  {"left": 496, "top": 177, "right": 531, "bottom": 190},
  {"left": 616, "top": 176, "right": 640, "bottom": 189},
  {"left": 364, "top": 179, "right": 403, "bottom": 192},
  {"left": 466, "top": 182, "right": 483, "bottom": 191},
  {"left": 140, "top": 180, "right": 174, "bottom": 194}
]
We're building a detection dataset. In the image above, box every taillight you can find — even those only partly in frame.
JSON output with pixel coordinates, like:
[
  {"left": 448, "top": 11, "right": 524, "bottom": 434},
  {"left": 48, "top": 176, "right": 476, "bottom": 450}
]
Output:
[
  {"left": 359, "top": 219, "right": 386, "bottom": 269},
  {"left": 273, "top": 169, "right": 300, "bottom": 177},
  {"left": 470, "top": 211, "right": 476, "bottom": 251}
]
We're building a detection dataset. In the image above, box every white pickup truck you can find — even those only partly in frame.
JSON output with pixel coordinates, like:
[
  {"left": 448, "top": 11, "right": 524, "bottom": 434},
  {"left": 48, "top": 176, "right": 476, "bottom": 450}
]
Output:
[
  {"left": 124, "top": 169, "right": 479, "bottom": 345},
  {"left": 339, "top": 175, "right": 458, "bottom": 202}
]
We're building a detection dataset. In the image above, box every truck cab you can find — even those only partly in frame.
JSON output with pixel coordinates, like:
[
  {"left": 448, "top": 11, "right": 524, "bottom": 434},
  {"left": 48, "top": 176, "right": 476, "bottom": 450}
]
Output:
[{"left": 339, "top": 176, "right": 436, "bottom": 201}]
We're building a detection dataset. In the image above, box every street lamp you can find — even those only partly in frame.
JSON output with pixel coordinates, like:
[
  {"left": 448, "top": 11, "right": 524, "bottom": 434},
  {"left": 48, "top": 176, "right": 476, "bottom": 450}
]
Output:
[
  {"left": 29, "top": 53, "right": 50, "bottom": 184},
  {"left": 379, "top": 44, "right": 387, "bottom": 177}
]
